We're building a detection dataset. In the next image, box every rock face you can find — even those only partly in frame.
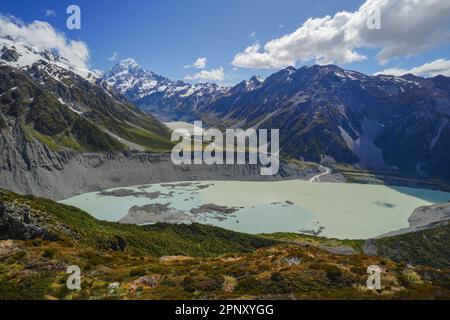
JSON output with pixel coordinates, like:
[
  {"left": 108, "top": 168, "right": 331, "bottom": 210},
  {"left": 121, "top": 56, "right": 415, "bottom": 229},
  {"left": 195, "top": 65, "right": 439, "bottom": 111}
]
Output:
[
  {"left": 1, "top": 47, "right": 19, "bottom": 62},
  {"left": 408, "top": 203, "right": 450, "bottom": 228},
  {"left": 109, "top": 236, "right": 127, "bottom": 252},
  {"left": 120, "top": 204, "right": 193, "bottom": 225},
  {"left": 0, "top": 203, "right": 55, "bottom": 241},
  {"left": 0, "top": 131, "right": 312, "bottom": 201}
]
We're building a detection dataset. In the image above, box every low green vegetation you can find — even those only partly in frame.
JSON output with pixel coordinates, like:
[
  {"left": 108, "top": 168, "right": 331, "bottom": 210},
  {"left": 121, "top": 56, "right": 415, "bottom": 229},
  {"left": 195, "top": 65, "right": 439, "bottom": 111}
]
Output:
[
  {"left": 371, "top": 223, "right": 450, "bottom": 269},
  {"left": 283, "top": 158, "right": 321, "bottom": 171},
  {"left": 0, "top": 189, "right": 274, "bottom": 257},
  {"left": 261, "top": 232, "right": 365, "bottom": 253},
  {"left": 0, "top": 65, "right": 173, "bottom": 153},
  {"left": 333, "top": 163, "right": 450, "bottom": 192}
]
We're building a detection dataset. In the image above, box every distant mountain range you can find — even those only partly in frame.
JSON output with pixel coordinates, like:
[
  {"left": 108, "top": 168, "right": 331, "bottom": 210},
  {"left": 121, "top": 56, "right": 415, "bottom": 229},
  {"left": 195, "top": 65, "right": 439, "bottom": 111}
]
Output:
[
  {"left": 104, "top": 60, "right": 450, "bottom": 180},
  {"left": 2, "top": 34, "right": 449, "bottom": 181}
]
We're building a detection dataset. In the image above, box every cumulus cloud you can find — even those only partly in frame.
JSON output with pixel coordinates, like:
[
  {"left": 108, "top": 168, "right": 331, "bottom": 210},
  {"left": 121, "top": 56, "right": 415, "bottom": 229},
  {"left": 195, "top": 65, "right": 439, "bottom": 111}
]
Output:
[
  {"left": 0, "top": 15, "right": 91, "bottom": 72},
  {"left": 184, "top": 67, "right": 225, "bottom": 82},
  {"left": 374, "top": 59, "right": 450, "bottom": 77},
  {"left": 232, "top": 0, "right": 450, "bottom": 69},
  {"left": 193, "top": 57, "right": 207, "bottom": 69},
  {"left": 108, "top": 51, "right": 118, "bottom": 61},
  {"left": 184, "top": 57, "right": 207, "bottom": 69}
]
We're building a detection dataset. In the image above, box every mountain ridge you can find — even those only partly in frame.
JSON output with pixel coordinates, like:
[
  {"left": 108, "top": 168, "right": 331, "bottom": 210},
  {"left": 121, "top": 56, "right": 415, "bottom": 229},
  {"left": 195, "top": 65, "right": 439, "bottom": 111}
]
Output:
[
  {"left": 0, "top": 37, "right": 173, "bottom": 153},
  {"left": 103, "top": 58, "right": 228, "bottom": 121},
  {"left": 104, "top": 59, "right": 450, "bottom": 180}
]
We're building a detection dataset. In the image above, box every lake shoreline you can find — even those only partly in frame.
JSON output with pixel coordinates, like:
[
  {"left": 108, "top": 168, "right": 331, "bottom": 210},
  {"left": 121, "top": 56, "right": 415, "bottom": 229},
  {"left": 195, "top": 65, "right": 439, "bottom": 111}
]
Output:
[{"left": 60, "top": 179, "right": 450, "bottom": 241}]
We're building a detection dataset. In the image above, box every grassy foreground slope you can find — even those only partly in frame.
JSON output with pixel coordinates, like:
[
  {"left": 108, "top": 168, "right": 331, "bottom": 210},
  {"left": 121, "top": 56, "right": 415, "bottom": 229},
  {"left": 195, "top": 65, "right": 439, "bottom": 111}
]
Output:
[
  {"left": 0, "top": 189, "right": 274, "bottom": 257},
  {"left": 367, "top": 224, "right": 450, "bottom": 269},
  {"left": 0, "top": 189, "right": 449, "bottom": 300}
]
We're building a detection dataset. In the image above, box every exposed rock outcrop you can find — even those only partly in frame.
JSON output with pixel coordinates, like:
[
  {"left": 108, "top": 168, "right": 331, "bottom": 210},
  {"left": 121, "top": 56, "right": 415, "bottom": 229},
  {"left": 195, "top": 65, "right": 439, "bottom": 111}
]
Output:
[
  {"left": 119, "top": 204, "right": 193, "bottom": 225},
  {"left": 0, "top": 202, "right": 56, "bottom": 241},
  {"left": 373, "top": 202, "right": 450, "bottom": 238}
]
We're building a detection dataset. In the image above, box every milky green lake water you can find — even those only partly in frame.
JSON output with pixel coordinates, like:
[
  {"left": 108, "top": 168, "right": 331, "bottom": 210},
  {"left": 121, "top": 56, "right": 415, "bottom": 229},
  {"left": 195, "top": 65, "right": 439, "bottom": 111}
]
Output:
[{"left": 59, "top": 180, "right": 450, "bottom": 239}]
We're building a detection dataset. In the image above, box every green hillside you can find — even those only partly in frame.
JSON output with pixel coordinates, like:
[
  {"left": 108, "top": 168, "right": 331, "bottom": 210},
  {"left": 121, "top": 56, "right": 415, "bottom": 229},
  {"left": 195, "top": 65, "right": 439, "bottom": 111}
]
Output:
[{"left": 0, "top": 66, "right": 174, "bottom": 152}]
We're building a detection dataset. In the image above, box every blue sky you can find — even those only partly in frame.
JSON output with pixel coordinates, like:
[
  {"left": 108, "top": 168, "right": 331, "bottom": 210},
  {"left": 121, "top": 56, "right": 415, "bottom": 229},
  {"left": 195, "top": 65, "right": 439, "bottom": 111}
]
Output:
[{"left": 1, "top": 0, "right": 449, "bottom": 85}]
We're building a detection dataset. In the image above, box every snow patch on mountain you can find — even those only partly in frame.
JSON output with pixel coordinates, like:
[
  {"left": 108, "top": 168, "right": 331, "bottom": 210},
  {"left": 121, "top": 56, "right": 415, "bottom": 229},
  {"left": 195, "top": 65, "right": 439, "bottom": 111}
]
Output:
[
  {"left": 338, "top": 117, "right": 388, "bottom": 169},
  {"left": 0, "top": 36, "right": 98, "bottom": 82},
  {"left": 431, "top": 119, "right": 448, "bottom": 149}
]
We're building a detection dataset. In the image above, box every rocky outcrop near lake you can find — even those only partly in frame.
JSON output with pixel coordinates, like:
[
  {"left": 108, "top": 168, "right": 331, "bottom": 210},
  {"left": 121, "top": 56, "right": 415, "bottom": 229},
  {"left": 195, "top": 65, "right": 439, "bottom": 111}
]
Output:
[
  {"left": 375, "top": 202, "right": 450, "bottom": 238},
  {"left": 119, "top": 203, "right": 193, "bottom": 225}
]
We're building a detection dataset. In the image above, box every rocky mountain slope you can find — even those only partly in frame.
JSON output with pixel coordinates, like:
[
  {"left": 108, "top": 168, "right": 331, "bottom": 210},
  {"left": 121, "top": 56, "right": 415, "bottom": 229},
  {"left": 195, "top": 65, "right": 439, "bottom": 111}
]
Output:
[
  {"left": 0, "top": 188, "right": 448, "bottom": 300},
  {"left": 106, "top": 60, "right": 450, "bottom": 180},
  {"left": 0, "top": 36, "right": 173, "bottom": 153},
  {"left": 203, "top": 65, "right": 450, "bottom": 179},
  {"left": 0, "top": 134, "right": 310, "bottom": 200}
]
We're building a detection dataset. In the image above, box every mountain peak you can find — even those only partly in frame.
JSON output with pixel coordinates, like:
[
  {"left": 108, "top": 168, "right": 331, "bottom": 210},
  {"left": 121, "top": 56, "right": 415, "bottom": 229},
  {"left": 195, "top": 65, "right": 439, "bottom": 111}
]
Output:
[
  {"left": 119, "top": 58, "right": 139, "bottom": 68},
  {"left": 284, "top": 66, "right": 297, "bottom": 74},
  {"left": 0, "top": 36, "right": 97, "bottom": 81},
  {"left": 103, "top": 57, "right": 227, "bottom": 104},
  {"left": 249, "top": 75, "right": 264, "bottom": 84}
]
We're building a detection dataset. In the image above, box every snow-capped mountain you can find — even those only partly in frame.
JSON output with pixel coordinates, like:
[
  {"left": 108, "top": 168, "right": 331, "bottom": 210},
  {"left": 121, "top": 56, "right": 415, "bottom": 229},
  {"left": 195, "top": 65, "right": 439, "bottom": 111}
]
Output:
[
  {"left": 103, "top": 59, "right": 229, "bottom": 121},
  {"left": 0, "top": 36, "right": 98, "bottom": 82},
  {"left": 103, "top": 58, "right": 170, "bottom": 99},
  {"left": 0, "top": 36, "right": 172, "bottom": 153}
]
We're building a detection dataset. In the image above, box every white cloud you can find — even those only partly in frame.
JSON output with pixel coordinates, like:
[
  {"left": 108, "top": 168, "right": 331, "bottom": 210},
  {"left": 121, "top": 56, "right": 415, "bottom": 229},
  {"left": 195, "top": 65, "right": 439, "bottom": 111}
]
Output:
[
  {"left": 0, "top": 15, "right": 91, "bottom": 73},
  {"left": 184, "top": 67, "right": 225, "bottom": 82},
  {"left": 193, "top": 57, "right": 207, "bottom": 69},
  {"left": 45, "top": 10, "right": 57, "bottom": 17},
  {"left": 250, "top": 32, "right": 256, "bottom": 38},
  {"left": 375, "top": 59, "right": 450, "bottom": 77},
  {"left": 184, "top": 57, "right": 207, "bottom": 69},
  {"left": 232, "top": 0, "right": 450, "bottom": 69},
  {"left": 108, "top": 51, "right": 118, "bottom": 61}
]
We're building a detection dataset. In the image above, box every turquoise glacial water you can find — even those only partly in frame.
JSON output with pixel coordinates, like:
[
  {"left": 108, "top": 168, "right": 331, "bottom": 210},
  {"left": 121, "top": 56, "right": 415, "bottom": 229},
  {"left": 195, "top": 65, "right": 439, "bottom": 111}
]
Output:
[{"left": 60, "top": 180, "right": 450, "bottom": 239}]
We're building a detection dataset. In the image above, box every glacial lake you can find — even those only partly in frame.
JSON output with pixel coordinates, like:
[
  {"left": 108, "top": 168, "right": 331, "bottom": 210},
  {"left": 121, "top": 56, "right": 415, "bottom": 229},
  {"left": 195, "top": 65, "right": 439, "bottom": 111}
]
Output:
[{"left": 59, "top": 180, "right": 450, "bottom": 240}]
